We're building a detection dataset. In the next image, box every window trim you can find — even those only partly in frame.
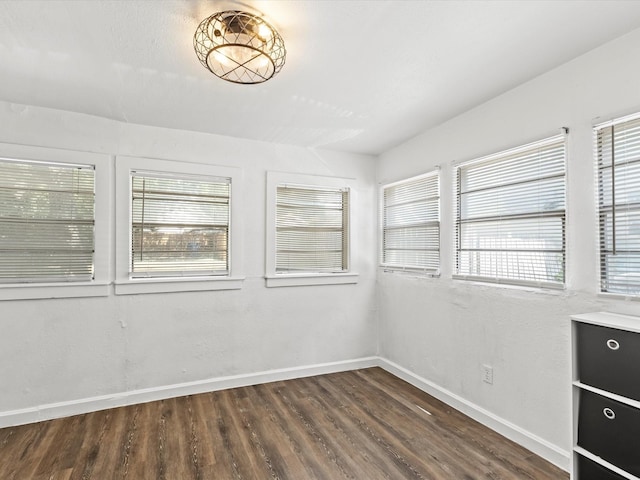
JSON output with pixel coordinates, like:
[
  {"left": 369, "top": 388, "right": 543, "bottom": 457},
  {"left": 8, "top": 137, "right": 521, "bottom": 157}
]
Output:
[
  {"left": 379, "top": 169, "right": 440, "bottom": 276},
  {"left": 453, "top": 133, "right": 567, "bottom": 289},
  {"left": 0, "top": 143, "right": 110, "bottom": 301},
  {"left": 115, "top": 156, "right": 244, "bottom": 295},
  {"left": 265, "top": 171, "right": 358, "bottom": 287}
]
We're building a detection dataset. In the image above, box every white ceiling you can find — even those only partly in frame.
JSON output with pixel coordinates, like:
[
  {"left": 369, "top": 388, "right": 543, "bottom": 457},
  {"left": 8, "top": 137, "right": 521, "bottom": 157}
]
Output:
[{"left": 1, "top": 1, "right": 640, "bottom": 155}]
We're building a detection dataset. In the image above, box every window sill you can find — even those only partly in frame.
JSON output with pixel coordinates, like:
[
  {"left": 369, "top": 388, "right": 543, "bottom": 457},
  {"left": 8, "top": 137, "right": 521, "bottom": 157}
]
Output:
[
  {"left": 265, "top": 273, "right": 359, "bottom": 288},
  {"left": 380, "top": 266, "right": 440, "bottom": 278},
  {"left": 0, "top": 282, "right": 110, "bottom": 301},
  {"left": 452, "top": 275, "right": 565, "bottom": 293},
  {"left": 114, "top": 276, "right": 245, "bottom": 295},
  {"left": 597, "top": 292, "right": 640, "bottom": 302}
]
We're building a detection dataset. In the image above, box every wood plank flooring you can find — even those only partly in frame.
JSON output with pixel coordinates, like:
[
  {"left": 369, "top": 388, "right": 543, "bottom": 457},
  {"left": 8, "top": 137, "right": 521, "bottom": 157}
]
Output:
[{"left": 0, "top": 367, "right": 568, "bottom": 479}]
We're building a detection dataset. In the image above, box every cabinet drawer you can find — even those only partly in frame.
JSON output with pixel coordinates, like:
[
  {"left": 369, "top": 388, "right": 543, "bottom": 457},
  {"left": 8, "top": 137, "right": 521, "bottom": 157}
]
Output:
[
  {"left": 578, "top": 389, "right": 640, "bottom": 477},
  {"left": 577, "top": 322, "right": 640, "bottom": 400},
  {"left": 577, "top": 454, "right": 626, "bottom": 480}
]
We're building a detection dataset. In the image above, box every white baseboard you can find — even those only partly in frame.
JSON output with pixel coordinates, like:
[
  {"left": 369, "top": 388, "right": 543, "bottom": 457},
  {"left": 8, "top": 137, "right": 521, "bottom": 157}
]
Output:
[
  {"left": 0, "top": 355, "right": 569, "bottom": 473},
  {"left": 0, "top": 356, "right": 379, "bottom": 429},
  {"left": 377, "top": 357, "right": 570, "bottom": 472}
]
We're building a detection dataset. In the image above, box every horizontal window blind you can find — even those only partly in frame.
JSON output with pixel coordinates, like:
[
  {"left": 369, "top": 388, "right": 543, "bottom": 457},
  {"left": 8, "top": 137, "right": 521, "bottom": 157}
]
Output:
[
  {"left": 455, "top": 135, "right": 566, "bottom": 287},
  {"left": 131, "top": 172, "right": 230, "bottom": 277},
  {"left": 0, "top": 158, "right": 95, "bottom": 283},
  {"left": 276, "top": 185, "right": 349, "bottom": 273},
  {"left": 382, "top": 172, "right": 439, "bottom": 272},
  {"left": 596, "top": 114, "right": 640, "bottom": 295}
]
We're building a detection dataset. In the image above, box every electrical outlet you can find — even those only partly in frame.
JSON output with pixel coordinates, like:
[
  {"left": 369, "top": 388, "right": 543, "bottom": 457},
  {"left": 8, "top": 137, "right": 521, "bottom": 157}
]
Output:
[{"left": 482, "top": 364, "right": 493, "bottom": 385}]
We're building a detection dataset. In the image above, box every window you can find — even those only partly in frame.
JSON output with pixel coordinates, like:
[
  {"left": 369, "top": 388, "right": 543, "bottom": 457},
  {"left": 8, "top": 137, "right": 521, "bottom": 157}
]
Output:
[
  {"left": 265, "top": 172, "right": 358, "bottom": 287},
  {"left": 596, "top": 113, "right": 640, "bottom": 295},
  {"left": 381, "top": 171, "right": 440, "bottom": 274},
  {"left": 454, "top": 134, "right": 566, "bottom": 288},
  {"left": 115, "top": 156, "right": 243, "bottom": 294},
  {"left": 276, "top": 184, "right": 349, "bottom": 273},
  {"left": 130, "top": 172, "right": 230, "bottom": 277},
  {"left": 0, "top": 158, "right": 95, "bottom": 283},
  {"left": 0, "top": 143, "right": 109, "bottom": 301}
]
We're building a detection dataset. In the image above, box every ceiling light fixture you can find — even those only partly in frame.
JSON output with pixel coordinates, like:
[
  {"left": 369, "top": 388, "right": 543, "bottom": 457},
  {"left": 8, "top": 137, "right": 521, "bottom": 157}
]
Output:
[{"left": 193, "top": 10, "right": 286, "bottom": 84}]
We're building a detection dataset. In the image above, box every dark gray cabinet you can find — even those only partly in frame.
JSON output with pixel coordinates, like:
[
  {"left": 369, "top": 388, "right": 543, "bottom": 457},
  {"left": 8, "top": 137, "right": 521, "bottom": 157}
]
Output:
[
  {"left": 576, "top": 454, "right": 627, "bottom": 480},
  {"left": 572, "top": 312, "right": 640, "bottom": 480}
]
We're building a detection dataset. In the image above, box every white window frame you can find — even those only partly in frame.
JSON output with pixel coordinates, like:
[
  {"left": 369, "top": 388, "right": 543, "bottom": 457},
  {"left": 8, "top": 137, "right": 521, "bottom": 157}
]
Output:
[
  {"left": 453, "top": 134, "right": 567, "bottom": 289},
  {"left": 115, "top": 156, "right": 244, "bottom": 295},
  {"left": 595, "top": 111, "right": 640, "bottom": 297},
  {"left": 0, "top": 142, "right": 110, "bottom": 301},
  {"left": 265, "top": 171, "right": 358, "bottom": 287},
  {"left": 380, "top": 170, "right": 440, "bottom": 275}
]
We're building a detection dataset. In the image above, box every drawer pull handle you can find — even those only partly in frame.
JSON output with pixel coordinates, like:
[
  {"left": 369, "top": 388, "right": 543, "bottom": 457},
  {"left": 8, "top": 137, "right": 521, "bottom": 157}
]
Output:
[
  {"left": 606, "top": 339, "right": 620, "bottom": 350},
  {"left": 603, "top": 407, "right": 616, "bottom": 420}
]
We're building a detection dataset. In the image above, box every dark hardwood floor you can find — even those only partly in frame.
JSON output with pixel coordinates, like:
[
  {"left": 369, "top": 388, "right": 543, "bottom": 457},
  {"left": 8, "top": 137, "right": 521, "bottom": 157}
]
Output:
[{"left": 0, "top": 367, "right": 568, "bottom": 479}]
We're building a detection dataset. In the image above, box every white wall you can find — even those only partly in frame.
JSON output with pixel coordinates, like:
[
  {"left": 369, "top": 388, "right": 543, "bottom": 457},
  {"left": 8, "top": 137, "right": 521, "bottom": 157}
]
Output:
[
  {"left": 0, "top": 102, "right": 379, "bottom": 417},
  {"left": 377, "top": 27, "right": 640, "bottom": 468}
]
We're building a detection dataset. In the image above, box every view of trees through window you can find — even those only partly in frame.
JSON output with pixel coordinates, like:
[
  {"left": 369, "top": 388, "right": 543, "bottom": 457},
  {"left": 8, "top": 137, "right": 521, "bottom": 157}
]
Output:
[
  {"left": 130, "top": 174, "right": 230, "bottom": 276},
  {"left": 0, "top": 159, "right": 95, "bottom": 282}
]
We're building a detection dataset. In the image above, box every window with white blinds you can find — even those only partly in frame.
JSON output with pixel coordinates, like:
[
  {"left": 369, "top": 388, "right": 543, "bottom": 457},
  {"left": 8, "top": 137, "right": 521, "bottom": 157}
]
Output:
[
  {"left": 0, "top": 158, "right": 95, "bottom": 283},
  {"left": 381, "top": 171, "right": 439, "bottom": 273},
  {"left": 455, "top": 135, "right": 566, "bottom": 287},
  {"left": 275, "top": 184, "right": 349, "bottom": 273},
  {"left": 130, "top": 172, "right": 230, "bottom": 277},
  {"left": 596, "top": 113, "right": 640, "bottom": 295}
]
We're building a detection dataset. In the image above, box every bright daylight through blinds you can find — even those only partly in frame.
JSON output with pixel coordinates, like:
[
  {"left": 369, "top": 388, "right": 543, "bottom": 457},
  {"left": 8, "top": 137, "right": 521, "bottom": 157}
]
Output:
[
  {"left": 597, "top": 114, "right": 640, "bottom": 295},
  {"left": 382, "top": 172, "right": 439, "bottom": 272},
  {"left": 455, "top": 135, "right": 566, "bottom": 287},
  {"left": 276, "top": 185, "right": 349, "bottom": 273},
  {"left": 0, "top": 158, "right": 95, "bottom": 283},
  {"left": 131, "top": 173, "right": 230, "bottom": 276}
]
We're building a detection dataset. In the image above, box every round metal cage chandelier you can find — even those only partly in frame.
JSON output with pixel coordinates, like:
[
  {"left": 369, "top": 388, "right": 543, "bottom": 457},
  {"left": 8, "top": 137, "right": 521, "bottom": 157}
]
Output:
[{"left": 193, "top": 10, "right": 286, "bottom": 84}]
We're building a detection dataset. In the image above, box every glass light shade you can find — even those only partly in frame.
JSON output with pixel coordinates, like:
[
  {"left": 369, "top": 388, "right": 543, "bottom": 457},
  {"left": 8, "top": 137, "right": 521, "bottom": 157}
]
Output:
[{"left": 194, "top": 11, "right": 286, "bottom": 84}]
